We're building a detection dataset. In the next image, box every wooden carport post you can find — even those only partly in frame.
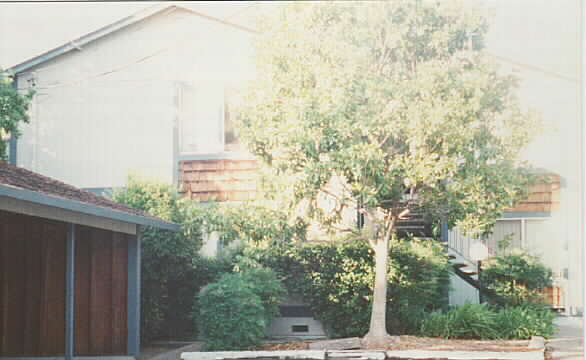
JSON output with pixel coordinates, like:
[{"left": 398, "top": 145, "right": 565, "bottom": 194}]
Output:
[{"left": 65, "top": 223, "right": 76, "bottom": 360}]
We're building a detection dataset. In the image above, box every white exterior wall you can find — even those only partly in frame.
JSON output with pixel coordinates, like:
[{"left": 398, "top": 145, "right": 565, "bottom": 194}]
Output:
[
  {"left": 267, "top": 295, "right": 327, "bottom": 339},
  {"left": 448, "top": 216, "right": 572, "bottom": 309},
  {"left": 15, "top": 8, "right": 255, "bottom": 189},
  {"left": 200, "top": 231, "right": 221, "bottom": 257},
  {"left": 448, "top": 273, "right": 479, "bottom": 307}
]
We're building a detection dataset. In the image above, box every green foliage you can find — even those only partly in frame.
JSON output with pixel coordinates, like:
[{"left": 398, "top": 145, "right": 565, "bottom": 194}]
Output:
[
  {"left": 239, "top": 1, "right": 538, "bottom": 338},
  {"left": 240, "top": 1, "right": 538, "bottom": 236},
  {"left": 480, "top": 250, "right": 553, "bottom": 306},
  {"left": 0, "top": 71, "right": 33, "bottom": 160},
  {"left": 198, "top": 274, "right": 267, "bottom": 351},
  {"left": 419, "top": 304, "right": 499, "bottom": 339},
  {"left": 419, "top": 303, "right": 555, "bottom": 339},
  {"left": 233, "top": 257, "right": 287, "bottom": 321},
  {"left": 113, "top": 176, "right": 305, "bottom": 341},
  {"left": 386, "top": 239, "right": 452, "bottom": 334},
  {"left": 242, "top": 238, "right": 450, "bottom": 338},
  {"left": 198, "top": 266, "right": 285, "bottom": 351},
  {"left": 493, "top": 303, "right": 556, "bottom": 339},
  {"left": 113, "top": 176, "right": 208, "bottom": 341},
  {"left": 203, "top": 202, "right": 307, "bottom": 247}
]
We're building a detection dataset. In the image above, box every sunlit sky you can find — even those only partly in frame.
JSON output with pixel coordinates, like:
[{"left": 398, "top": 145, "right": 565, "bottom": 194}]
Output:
[{"left": 0, "top": 0, "right": 581, "bottom": 175}]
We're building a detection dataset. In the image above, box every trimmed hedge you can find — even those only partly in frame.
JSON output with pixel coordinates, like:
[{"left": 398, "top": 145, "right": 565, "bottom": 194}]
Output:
[{"left": 240, "top": 237, "right": 450, "bottom": 337}]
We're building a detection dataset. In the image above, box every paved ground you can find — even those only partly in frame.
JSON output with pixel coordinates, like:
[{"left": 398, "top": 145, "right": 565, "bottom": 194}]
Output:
[
  {"left": 139, "top": 342, "right": 203, "bottom": 360},
  {"left": 144, "top": 316, "right": 584, "bottom": 360},
  {"left": 548, "top": 316, "right": 583, "bottom": 360}
]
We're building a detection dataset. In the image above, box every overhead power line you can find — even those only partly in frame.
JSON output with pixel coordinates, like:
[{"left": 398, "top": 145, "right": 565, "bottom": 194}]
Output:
[
  {"left": 488, "top": 53, "right": 579, "bottom": 84},
  {"left": 25, "top": 4, "right": 259, "bottom": 91}
]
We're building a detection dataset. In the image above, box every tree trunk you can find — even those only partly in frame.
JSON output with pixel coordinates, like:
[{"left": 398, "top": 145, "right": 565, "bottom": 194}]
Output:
[{"left": 362, "top": 232, "right": 396, "bottom": 348}]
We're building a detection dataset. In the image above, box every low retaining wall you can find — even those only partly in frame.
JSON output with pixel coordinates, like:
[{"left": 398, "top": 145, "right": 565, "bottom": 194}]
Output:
[{"left": 181, "top": 349, "right": 544, "bottom": 360}]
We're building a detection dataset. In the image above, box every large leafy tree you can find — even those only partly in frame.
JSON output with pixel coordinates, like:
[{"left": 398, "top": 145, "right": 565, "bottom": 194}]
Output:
[
  {"left": 0, "top": 71, "right": 33, "bottom": 160},
  {"left": 239, "top": 1, "right": 537, "bottom": 347}
]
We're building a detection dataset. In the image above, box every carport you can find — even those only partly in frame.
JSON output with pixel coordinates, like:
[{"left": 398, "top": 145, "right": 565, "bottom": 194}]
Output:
[{"left": 0, "top": 162, "right": 179, "bottom": 359}]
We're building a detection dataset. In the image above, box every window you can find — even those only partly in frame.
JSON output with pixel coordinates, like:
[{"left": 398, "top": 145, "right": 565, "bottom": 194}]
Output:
[
  {"left": 484, "top": 218, "right": 549, "bottom": 256},
  {"left": 178, "top": 81, "right": 241, "bottom": 155},
  {"left": 484, "top": 219, "right": 522, "bottom": 255}
]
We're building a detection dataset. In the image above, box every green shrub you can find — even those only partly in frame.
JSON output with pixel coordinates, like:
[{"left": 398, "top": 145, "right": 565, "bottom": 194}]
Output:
[
  {"left": 198, "top": 266, "right": 285, "bottom": 350},
  {"left": 419, "top": 303, "right": 556, "bottom": 339},
  {"left": 113, "top": 176, "right": 207, "bottom": 341},
  {"left": 480, "top": 250, "right": 553, "bottom": 306},
  {"left": 241, "top": 238, "right": 450, "bottom": 338},
  {"left": 199, "top": 274, "right": 267, "bottom": 350},
  {"left": 387, "top": 239, "right": 451, "bottom": 334},
  {"left": 233, "top": 258, "right": 287, "bottom": 321},
  {"left": 419, "top": 304, "right": 499, "bottom": 339},
  {"left": 113, "top": 176, "right": 308, "bottom": 342},
  {"left": 494, "top": 303, "right": 556, "bottom": 339}
]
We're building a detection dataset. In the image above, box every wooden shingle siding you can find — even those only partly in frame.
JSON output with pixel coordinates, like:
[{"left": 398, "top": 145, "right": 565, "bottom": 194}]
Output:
[
  {"left": 506, "top": 174, "right": 561, "bottom": 213},
  {"left": 179, "top": 159, "right": 259, "bottom": 202}
]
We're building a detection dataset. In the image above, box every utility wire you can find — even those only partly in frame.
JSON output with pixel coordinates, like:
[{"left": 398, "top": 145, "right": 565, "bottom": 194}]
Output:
[
  {"left": 22, "top": 3, "right": 578, "bottom": 90},
  {"left": 22, "top": 4, "right": 259, "bottom": 90},
  {"left": 488, "top": 53, "right": 579, "bottom": 84}
]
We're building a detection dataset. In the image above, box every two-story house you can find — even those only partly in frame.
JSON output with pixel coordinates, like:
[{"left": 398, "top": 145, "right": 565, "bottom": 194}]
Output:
[
  {"left": 6, "top": 4, "right": 330, "bottom": 340},
  {"left": 8, "top": 4, "right": 258, "bottom": 201},
  {"left": 6, "top": 3, "right": 582, "bottom": 325}
]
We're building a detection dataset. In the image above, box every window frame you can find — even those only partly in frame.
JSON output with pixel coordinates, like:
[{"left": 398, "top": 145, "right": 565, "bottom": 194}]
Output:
[{"left": 177, "top": 82, "right": 248, "bottom": 160}]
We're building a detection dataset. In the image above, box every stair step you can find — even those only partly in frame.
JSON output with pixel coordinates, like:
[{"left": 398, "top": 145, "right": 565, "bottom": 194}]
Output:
[
  {"left": 460, "top": 271, "right": 478, "bottom": 276},
  {"left": 452, "top": 263, "right": 470, "bottom": 268}
]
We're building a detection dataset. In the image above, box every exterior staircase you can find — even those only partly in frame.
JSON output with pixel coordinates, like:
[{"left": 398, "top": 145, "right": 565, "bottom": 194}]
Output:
[
  {"left": 445, "top": 244, "right": 501, "bottom": 303},
  {"left": 447, "top": 246, "right": 479, "bottom": 287},
  {"left": 395, "top": 210, "right": 433, "bottom": 238},
  {"left": 394, "top": 210, "right": 498, "bottom": 304}
]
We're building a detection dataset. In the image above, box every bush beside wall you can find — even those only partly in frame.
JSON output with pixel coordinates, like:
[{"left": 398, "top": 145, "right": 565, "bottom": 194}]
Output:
[
  {"left": 480, "top": 250, "right": 553, "bottom": 306},
  {"left": 242, "top": 238, "right": 450, "bottom": 338},
  {"left": 113, "top": 177, "right": 208, "bottom": 341},
  {"left": 198, "top": 266, "right": 285, "bottom": 350},
  {"left": 113, "top": 177, "right": 299, "bottom": 342}
]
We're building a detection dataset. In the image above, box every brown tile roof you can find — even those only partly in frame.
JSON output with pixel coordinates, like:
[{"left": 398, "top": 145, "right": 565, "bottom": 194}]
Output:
[{"left": 0, "top": 161, "right": 173, "bottom": 226}]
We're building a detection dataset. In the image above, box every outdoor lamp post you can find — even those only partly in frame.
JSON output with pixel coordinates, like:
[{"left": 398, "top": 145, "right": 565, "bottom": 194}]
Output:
[{"left": 470, "top": 241, "right": 489, "bottom": 303}]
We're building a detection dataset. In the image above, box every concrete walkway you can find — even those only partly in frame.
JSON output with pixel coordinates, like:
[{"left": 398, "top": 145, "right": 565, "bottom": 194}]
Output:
[{"left": 548, "top": 316, "right": 583, "bottom": 360}]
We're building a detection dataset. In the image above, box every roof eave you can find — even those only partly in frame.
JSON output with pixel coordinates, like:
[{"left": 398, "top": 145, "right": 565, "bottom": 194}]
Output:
[
  {"left": 0, "top": 184, "right": 180, "bottom": 232},
  {"left": 7, "top": 4, "right": 257, "bottom": 75},
  {"left": 7, "top": 5, "right": 178, "bottom": 75}
]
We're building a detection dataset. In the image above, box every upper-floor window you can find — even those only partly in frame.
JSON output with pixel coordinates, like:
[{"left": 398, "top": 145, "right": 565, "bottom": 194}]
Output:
[{"left": 178, "top": 81, "right": 241, "bottom": 155}]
